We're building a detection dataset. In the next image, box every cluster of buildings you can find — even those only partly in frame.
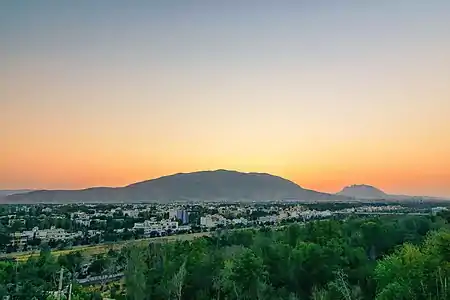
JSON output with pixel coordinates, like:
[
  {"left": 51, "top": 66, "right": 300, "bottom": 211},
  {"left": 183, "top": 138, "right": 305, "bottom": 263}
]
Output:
[
  {"left": 5, "top": 206, "right": 193, "bottom": 249},
  {"left": 10, "top": 226, "right": 82, "bottom": 248},
  {"left": 131, "top": 209, "right": 191, "bottom": 236},
  {"left": 198, "top": 208, "right": 333, "bottom": 228},
  {"left": 3, "top": 202, "right": 443, "bottom": 252},
  {"left": 200, "top": 214, "right": 228, "bottom": 228},
  {"left": 431, "top": 206, "right": 448, "bottom": 215},
  {"left": 337, "top": 205, "right": 404, "bottom": 214},
  {"left": 133, "top": 219, "right": 191, "bottom": 236}
]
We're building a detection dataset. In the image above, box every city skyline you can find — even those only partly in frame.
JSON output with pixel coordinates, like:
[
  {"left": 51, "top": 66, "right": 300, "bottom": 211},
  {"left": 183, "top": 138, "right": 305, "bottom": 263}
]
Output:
[{"left": 2, "top": 1, "right": 450, "bottom": 197}]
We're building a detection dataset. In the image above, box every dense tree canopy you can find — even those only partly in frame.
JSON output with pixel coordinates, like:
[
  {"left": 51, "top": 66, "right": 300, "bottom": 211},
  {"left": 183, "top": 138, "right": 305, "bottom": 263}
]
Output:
[
  {"left": 2, "top": 214, "right": 450, "bottom": 299},
  {"left": 123, "top": 215, "right": 449, "bottom": 300}
]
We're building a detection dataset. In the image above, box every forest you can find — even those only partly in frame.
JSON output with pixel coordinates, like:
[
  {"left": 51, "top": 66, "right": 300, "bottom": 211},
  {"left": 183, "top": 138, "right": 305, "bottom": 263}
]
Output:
[{"left": 3, "top": 212, "right": 450, "bottom": 299}]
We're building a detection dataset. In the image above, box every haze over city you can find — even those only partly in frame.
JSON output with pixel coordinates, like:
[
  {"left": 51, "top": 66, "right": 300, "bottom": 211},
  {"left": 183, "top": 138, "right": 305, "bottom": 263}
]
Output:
[{"left": 2, "top": 1, "right": 450, "bottom": 197}]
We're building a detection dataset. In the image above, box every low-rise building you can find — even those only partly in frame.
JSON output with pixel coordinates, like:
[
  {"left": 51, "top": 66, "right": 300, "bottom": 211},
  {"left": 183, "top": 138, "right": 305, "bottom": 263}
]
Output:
[
  {"left": 200, "top": 214, "right": 227, "bottom": 228},
  {"left": 257, "top": 215, "right": 278, "bottom": 224},
  {"left": 42, "top": 207, "right": 53, "bottom": 213},
  {"left": 123, "top": 209, "right": 140, "bottom": 218},
  {"left": 432, "top": 207, "right": 448, "bottom": 215},
  {"left": 200, "top": 216, "right": 214, "bottom": 228},
  {"left": 231, "top": 218, "right": 248, "bottom": 225},
  {"left": 76, "top": 219, "right": 91, "bottom": 227},
  {"left": 88, "top": 230, "right": 102, "bottom": 237},
  {"left": 134, "top": 220, "right": 178, "bottom": 235},
  {"left": 10, "top": 232, "right": 28, "bottom": 247},
  {"left": 10, "top": 226, "right": 82, "bottom": 246},
  {"left": 178, "top": 225, "right": 191, "bottom": 232}
]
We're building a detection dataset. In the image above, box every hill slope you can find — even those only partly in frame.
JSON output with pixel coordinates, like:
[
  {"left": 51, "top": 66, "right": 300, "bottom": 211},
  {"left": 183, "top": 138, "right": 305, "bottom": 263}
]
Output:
[
  {"left": 5, "top": 170, "right": 344, "bottom": 203},
  {"left": 337, "top": 184, "right": 388, "bottom": 199},
  {"left": 0, "top": 190, "right": 33, "bottom": 197}
]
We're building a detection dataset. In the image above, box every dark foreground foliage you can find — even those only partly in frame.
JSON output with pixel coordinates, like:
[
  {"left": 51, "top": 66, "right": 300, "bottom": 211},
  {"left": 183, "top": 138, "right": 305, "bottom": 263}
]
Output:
[
  {"left": 2, "top": 214, "right": 450, "bottom": 299},
  {"left": 124, "top": 215, "right": 450, "bottom": 300}
]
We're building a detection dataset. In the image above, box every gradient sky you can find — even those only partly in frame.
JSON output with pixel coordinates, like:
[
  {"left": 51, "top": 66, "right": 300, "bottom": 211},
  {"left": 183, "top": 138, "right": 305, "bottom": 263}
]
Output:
[{"left": 1, "top": 1, "right": 450, "bottom": 196}]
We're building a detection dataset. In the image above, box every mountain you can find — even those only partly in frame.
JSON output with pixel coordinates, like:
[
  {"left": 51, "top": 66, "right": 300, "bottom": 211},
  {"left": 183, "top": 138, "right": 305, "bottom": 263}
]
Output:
[
  {"left": 337, "top": 184, "right": 388, "bottom": 199},
  {"left": 4, "top": 170, "right": 346, "bottom": 204},
  {"left": 337, "top": 184, "right": 450, "bottom": 201},
  {"left": 0, "top": 190, "right": 33, "bottom": 197}
]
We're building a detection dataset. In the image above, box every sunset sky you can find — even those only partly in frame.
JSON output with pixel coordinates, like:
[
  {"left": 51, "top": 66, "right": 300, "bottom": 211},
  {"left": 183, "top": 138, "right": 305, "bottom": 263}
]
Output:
[{"left": 1, "top": 1, "right": 450, "bottom": 197}]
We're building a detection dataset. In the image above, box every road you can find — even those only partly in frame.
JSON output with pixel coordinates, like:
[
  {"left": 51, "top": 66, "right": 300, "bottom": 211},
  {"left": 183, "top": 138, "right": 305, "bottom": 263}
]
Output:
[
  {"left": 334, "top": 211, "right": 428, "bottom": 216},
  {"left": 77, "top": 272, "right": 124, "bottom": 285}
]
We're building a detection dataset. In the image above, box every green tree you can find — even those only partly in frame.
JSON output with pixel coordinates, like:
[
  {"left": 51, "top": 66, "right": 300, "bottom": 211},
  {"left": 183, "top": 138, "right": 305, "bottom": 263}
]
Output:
[
  {"left": 219, "top": 248, "right": 268, "bottom": 300},
  {"left": 125, "top": 247, "right": 147, "bottom": 300}
]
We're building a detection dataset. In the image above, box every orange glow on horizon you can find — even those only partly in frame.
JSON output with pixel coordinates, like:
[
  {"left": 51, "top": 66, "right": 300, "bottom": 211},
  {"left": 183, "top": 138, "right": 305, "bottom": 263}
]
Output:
[{"left": 2, "top": 1, "right": 450, "bottom": 197}]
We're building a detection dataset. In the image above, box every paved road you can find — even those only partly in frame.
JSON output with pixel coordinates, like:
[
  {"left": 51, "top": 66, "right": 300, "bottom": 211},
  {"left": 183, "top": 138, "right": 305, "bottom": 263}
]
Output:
[{"left": 77, "top": 272, "right": 124, "bottom": 285}]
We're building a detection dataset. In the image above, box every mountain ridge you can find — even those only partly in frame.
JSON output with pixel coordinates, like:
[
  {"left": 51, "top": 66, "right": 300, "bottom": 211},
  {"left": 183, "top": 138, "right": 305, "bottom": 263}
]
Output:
[
  {"left": 337, "top": 184, "right": 388, "bottom": 199},
  {"left": 336, "top": 184, "right": 450, "bottom": 201},
  {"left": 0, "top": 190, "right": 34, "bottom": 197},
  {"left": 4, "top": 170, "right": 346, "bottom": 204}
]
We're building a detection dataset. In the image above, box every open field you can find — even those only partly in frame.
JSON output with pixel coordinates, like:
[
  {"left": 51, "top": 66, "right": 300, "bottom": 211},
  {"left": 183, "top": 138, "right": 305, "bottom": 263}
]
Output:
[{"left": 1, "top": 231, "right": 211, "bottom": 261}]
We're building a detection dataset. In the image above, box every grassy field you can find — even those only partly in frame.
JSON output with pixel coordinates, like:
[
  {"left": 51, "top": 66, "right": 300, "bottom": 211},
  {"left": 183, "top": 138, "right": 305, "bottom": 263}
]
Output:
[{"left": 2, "top": 231, "right": 211, "bottom": 261}]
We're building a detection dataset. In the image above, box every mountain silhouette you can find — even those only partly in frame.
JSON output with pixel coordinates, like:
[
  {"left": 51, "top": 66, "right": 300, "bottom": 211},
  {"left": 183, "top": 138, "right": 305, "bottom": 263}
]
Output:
[
  {"left": 0, "top": 190, "right": 33, "bottom": 197},
  {"left": 5, "top": 170, "right": 346, "bottom": 203},
  {"left": 337, "top": 184, "right": 388, "bottom": 199}
]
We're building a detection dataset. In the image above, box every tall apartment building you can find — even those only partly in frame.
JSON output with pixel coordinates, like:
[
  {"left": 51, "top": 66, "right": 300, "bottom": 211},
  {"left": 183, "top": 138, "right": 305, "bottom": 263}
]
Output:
[{"left": 169, "top": 209, "right": 189, "bottom": 224}]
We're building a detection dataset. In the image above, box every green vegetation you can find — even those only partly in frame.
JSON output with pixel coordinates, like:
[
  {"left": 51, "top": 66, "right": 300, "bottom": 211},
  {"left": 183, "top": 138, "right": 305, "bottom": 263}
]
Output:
[
  {"left": 123, "top": 215, "right": 447, "bottom": 300},
  {"left": 2, "top": 214, "right": 450, "bottom": 299},
  {"left": 2, "top": 232, "right": 210, "bottom": 262}
]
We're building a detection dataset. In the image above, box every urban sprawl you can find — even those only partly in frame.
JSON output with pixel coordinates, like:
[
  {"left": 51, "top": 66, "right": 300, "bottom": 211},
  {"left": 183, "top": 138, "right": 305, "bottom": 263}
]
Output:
[{"left": 1, "top": 201, "right": 446, "bottom": 254}]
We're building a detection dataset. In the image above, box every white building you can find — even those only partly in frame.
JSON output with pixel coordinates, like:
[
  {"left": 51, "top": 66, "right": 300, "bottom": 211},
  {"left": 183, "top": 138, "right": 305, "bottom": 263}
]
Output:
[
  {"left": 75, "top": 219, "right": 91, "bottom": 227},
  {"left": 231, "top": 218, "right": 248, "bottom": 225},
  {"left": 36, "top": 226, "right": 82, "bottom": 241},
  {"left": 257, "top": 215, "right": 278, "bottom": 224},
  {"left": 432, "top": 207, "right": 448, "bottom": 215},
  {"left": 11, "top": 226, "right": 82, "bottom": 245},
  {"left": 42, "top": 207, "right": 53, "bottom": 213},
  {"left": 123, "top": 209, "right": 140, "bottom": 218},
  {"left": 88, "top": 230, "right": 102, "bottom": 237},
  {"left": 200, "top": 216, "right": 215, "bottom": 228},
  {"left": 134, "top": 220, "right": 178, "bottom": 235},
  {"left": 10, "top": 232, "right": 28, "bottom": 247},
  {"left": 200, "top": 214, "right": 228, "bottom": 228},
  {"left": 178, "top": 225, "right": 192, "bottom": 232}
]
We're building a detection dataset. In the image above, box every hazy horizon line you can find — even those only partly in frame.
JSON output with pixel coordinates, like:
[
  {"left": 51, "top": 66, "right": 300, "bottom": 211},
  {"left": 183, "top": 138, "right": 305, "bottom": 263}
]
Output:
[{"left": 2, "top": 169, "right": 449, "bottom": 198}]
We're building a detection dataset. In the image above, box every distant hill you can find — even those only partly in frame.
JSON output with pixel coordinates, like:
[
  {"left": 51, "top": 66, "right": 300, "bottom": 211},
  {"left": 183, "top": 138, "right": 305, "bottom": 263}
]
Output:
[
  {"left": 336, "top": 184, "right": 449, "bottom": 201},
  {"left": 337, "top": 184, "right": 388, "bottom": 199},
  {"left": 0, "top": 190, "right": 33, "bottom": 197},
  {"left": 5, "top": 170, "right": 347, "bottom": 204}
]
